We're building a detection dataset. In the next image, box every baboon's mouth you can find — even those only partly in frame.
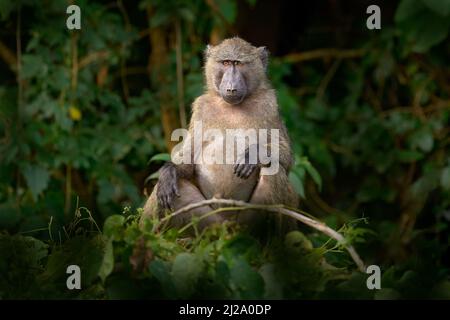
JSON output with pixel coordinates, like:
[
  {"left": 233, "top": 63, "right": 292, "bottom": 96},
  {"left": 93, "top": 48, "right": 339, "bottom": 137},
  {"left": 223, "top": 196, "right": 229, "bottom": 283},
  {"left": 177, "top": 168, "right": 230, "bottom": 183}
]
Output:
[{"left": 222, "top": 93, "right": 245, "bottom": 105}]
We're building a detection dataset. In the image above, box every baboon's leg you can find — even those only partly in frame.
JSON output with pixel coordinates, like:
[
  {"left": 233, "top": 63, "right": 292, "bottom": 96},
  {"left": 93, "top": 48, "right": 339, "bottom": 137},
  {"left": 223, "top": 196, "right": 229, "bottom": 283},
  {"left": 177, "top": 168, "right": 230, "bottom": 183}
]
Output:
[
  {"left": 238, "top": 169, "right": 298, "bottom": 233},
  {"left": 141, "top": 179, "right": 223, "bottom": 230}
]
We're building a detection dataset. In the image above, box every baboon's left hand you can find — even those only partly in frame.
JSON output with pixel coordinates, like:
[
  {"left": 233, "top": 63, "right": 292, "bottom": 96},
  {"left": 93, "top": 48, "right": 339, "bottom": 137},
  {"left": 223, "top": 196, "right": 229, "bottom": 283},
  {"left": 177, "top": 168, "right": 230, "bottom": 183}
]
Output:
[
  {"left": 233, "top": 145, "right": 260, "bottom": 179},
  {"left": 156, "top": 162, "right": 180, "bottom": 210}
]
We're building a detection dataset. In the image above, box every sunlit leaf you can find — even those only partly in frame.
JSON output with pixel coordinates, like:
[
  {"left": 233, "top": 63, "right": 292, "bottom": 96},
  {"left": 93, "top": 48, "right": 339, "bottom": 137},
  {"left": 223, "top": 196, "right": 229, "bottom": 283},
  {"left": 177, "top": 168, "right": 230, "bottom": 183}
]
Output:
[{"left": 148, "top": 153, "right": 171, "bottom": 164}]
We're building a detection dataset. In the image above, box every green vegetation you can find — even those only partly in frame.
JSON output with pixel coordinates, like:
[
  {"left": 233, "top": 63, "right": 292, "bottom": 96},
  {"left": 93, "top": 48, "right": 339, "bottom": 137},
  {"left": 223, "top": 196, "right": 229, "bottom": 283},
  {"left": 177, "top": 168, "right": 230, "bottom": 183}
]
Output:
[
  {"left": 2, "top": 207, "right": 447, "bottom": 299},
  {"left": 0, "top": 0, "right": 449, "bottom": 299}
]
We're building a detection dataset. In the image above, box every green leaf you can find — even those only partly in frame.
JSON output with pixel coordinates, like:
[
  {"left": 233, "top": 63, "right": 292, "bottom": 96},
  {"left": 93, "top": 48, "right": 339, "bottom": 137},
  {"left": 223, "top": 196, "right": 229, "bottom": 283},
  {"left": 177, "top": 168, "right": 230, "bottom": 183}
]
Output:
[
  {"left": 222, "top": 235, "right": 259, "bottom": 260},
  {"left": 103, "top": 215, "right": 125, "bottom": 240},
  {"left": 150, "top": 11, "right": 170, "bottom": 28},
  {"left": 230, "top": 258, "right": 264, "bottom": 299},
  {"left": 98, "top": 239, "right": 114, "bottom": 282},
  {"left": 148, "top": 153, "right": 171, "bottom": 164},
  {"left": 395, "top": 0, "right": 424, "bottom": 22},
  {"left": 410, "top": 13, "right": 450, "bottom": 52},
  {"left": 149, "top": 259, "right": 177, "bottom": 298},
  {"left": 21, "top": 164, "right": 50, "bottom": 201},
  {"left": 305, "top": 98, "right": 328, "bottom": 121},
  {"left": 441, "top": 167, "right": 450, "bottom": 190},
  {"left": 217, "top": 0, "right": 237, "bottom": 24},
  {"left": 422, "top": 0, "right": 450, "bottom": 16},
  {"left": 259, "top": 263, "right": 283, "bottom": 299},
  {"left": 144, "top": 171, "right": 160, "bottom": 185},
  {"left": 304, "top": 161, "right": 322, "bottom": 191},
  {"left": 396, "top": 0, "right": 450, "bottom": 52},
  {"left": 97, "top": 179, "right": 116, "bottom": 204},
  {"left": 409, "top": 128, "right": 434, "bottom": 152},
  {"left": 0, "top": 0, "right": 15, "bottom": 20},
  {"left": 178, "top": 8, "right": 194, "bottom": 22},
  {"left": 410, "top": 168, "right": 440, "bottom": 197},
  {"left": 431, "top": 281, "right": 450, "bottom": 299},
  {"left": 172, "top": 253, "right": 203, "bottom": 298},
  {"left": 285, "top": 231, "right": 313, "bottom": 254},
  {"left": 397, "top": 150, "right": 424, "bottom": 163},
  {"left": 40, "top": 236, "right": 105, "bottom": 288},
  {"left": 21, "top": 54, "right": 47, "bottom": 79},
  {"left": 289, "top": 171, "right": 305, "bottom": 198},
  {"left": 374, "top": 288, "right": 402, "bottom": 300}
]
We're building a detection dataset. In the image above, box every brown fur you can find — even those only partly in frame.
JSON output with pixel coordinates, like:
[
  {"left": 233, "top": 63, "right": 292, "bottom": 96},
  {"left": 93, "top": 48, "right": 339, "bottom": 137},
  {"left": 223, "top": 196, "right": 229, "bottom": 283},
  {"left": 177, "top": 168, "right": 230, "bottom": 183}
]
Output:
[{"left": 141, "top": 37, "right": 298, "bottom": 233}]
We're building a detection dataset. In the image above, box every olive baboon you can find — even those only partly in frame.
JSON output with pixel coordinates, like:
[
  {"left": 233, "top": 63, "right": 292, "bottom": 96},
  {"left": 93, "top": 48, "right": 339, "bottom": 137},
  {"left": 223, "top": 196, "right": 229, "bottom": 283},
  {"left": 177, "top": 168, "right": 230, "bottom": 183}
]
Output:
[{"left": 142, "top": 37, "right": 298, "bottom": 231}]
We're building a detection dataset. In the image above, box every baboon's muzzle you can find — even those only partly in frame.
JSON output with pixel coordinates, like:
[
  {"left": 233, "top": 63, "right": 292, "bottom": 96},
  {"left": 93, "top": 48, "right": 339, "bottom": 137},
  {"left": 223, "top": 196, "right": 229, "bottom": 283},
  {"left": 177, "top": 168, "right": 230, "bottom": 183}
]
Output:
[{"left": 220, "top": 66, "right": 247, "bottom": 105}]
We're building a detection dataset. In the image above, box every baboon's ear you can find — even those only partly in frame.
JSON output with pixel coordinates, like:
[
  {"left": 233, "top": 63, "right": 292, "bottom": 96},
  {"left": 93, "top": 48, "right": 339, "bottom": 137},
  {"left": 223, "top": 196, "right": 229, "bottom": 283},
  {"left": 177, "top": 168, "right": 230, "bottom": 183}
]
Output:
[
  {"left": 258, "top": 46, "right": 269, "bottom": 70},
  {"left": 204, "top": 44, "right": 213, "bottom": 60}
]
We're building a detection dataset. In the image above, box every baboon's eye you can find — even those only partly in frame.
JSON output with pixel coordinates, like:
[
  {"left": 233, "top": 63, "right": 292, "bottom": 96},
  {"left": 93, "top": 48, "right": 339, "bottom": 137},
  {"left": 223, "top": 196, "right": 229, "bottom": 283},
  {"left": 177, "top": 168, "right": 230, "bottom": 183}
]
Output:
[
  {"left": 222, "top": 60, "right": 231, "bottom": 66},
  {"left": 233, "top": 61, "right": 241, "bottom": 66}
]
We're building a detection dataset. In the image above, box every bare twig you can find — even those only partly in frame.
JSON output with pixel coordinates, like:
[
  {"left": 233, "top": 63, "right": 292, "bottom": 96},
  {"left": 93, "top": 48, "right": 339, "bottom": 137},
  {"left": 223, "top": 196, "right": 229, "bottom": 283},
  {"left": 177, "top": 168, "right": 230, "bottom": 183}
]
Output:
[
  {"left": 317, "top": 58, "right": 342, "bottom": 99},
  {"left": 155, "top": 198, "right": 366, "bottom": 272},
  {"left": 284, "top": 48, "right": 365, "bottom": 64}
]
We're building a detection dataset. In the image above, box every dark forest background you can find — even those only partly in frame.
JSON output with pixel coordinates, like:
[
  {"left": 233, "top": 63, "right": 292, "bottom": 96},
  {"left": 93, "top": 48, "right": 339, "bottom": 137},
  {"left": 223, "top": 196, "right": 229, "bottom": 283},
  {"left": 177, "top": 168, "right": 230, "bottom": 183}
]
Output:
[{"left": 0, "top": 0, "right": 449, "bottom": 299}]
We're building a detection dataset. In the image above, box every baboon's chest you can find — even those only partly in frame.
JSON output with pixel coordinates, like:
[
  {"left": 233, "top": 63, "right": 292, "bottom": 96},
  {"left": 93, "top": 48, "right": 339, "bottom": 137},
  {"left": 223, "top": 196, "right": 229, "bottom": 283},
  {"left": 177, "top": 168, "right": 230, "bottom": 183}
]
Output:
[{"left": 205, "top": 106, "right": 265, "bottom": 130}]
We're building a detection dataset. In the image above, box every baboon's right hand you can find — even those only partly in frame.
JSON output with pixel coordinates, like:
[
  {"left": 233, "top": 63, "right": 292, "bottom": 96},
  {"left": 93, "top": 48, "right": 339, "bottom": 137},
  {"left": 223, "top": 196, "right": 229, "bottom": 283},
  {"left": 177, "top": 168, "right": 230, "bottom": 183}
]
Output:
[{"left": 156, "top": 162, "right": 180, "bottom": 210}]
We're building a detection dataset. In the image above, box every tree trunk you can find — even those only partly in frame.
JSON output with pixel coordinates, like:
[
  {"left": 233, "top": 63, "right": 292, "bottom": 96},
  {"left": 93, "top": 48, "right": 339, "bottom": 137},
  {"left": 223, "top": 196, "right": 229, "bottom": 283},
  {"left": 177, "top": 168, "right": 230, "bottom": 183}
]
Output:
[{"left": 146, "top": 7, "right": 180, "bottom": 152}]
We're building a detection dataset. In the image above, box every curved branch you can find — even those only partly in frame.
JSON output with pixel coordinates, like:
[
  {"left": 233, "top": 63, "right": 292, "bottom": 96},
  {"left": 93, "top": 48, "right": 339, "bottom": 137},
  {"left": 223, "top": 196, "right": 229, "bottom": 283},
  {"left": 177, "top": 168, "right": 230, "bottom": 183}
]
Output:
[{"left": 155, "top": 198, "right": 366, "bottom": 272}]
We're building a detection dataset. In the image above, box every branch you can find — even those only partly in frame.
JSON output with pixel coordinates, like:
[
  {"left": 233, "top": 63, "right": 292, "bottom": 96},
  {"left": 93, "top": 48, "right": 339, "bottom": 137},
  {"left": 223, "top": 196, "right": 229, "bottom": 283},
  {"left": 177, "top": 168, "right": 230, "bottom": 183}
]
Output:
[
  {"left": 379, "top": 100, "right": 450, "bottom": 118},
  {"left": 0, "top": 39, "right": 108, "bottom": 74},
  {"left": 175, "top": 18, "right": 187, "bottom": 128},
  {"left": 316, "top": 58, "right": 341, "bottom": 99},
  {"left": 78, "top": 50, "right": 109, "bottom": 69},
  {"left": 283, "top": 48, "right": 365, "bottom": 64},
  {"left": 0, "top": 40, "right": 17, "bottom": 72},
  {"left": 156, "top": 198, "right": 366, "bottom": 272}
]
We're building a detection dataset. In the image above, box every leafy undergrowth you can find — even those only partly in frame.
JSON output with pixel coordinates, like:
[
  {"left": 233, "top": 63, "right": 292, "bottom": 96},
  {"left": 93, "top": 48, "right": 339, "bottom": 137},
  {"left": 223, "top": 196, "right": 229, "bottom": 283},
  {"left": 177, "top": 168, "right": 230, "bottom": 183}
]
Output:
[{"left": 0, "top": 208, "right": 449, "bottom": 300}]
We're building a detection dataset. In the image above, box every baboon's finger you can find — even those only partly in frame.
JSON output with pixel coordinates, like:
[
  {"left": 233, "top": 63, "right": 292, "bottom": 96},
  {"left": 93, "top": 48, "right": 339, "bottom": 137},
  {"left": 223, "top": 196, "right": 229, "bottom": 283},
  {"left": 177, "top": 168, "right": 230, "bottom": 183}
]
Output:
[{"left": 172, "top": 183, "right": 180, "bottom": 197}]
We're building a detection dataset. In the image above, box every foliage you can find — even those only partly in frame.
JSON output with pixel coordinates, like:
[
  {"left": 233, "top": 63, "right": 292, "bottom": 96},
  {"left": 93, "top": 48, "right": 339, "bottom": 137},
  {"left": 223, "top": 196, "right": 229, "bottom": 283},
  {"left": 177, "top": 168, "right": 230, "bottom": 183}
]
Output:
[{"left": 1, "top": 207, "right": 448, "bottom": 299}]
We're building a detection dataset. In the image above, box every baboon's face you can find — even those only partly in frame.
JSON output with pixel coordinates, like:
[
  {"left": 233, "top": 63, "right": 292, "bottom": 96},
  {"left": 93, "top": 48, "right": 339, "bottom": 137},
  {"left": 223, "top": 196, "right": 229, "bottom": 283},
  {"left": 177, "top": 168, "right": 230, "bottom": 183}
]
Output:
[
  {"left": 216, "top": 60, "right": 247, "bottom": 105},
  {"left": 205, "top": 38, "right": 269, "bottom": 105}
]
